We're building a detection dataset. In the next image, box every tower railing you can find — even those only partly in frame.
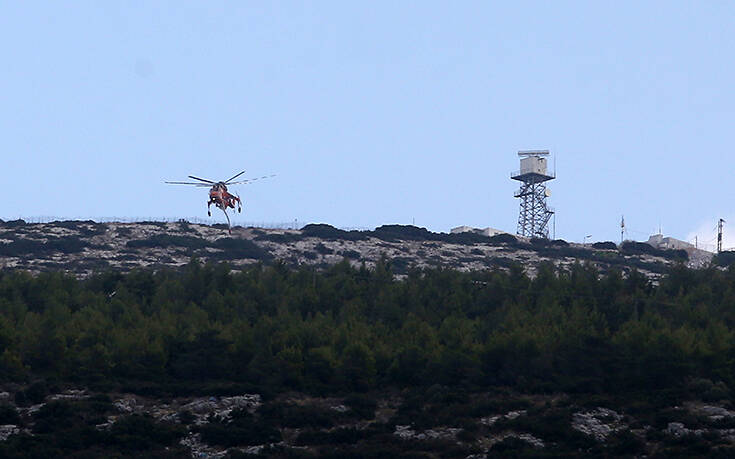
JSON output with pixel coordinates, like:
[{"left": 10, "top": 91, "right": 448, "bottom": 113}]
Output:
[{"left": 510, "top": 169, "right": 556, "bottom": 179}]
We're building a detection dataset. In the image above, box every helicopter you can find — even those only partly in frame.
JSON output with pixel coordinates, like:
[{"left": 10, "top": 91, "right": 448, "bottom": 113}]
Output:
[{"left": 165, "top": 170, "right": 274, "bottom": 233}]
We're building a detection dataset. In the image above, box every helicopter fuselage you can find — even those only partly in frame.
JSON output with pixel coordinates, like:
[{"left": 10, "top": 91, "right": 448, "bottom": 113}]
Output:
[{"left": 208, "top": 183, "right": 241, "bottom": 212}]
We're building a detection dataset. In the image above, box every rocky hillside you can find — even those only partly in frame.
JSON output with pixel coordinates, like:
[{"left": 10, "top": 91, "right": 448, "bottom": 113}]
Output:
[
  {"left": 5, "top": 385, "right": 735, "bottom": 458},
  {"left": 0, "top": 219, "right": 710, "bottom": 278}
]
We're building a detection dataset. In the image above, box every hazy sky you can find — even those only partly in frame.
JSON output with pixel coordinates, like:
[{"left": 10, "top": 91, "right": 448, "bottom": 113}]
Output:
[{"left": 2, "top": 2, "right": 734, "bottom": 249}]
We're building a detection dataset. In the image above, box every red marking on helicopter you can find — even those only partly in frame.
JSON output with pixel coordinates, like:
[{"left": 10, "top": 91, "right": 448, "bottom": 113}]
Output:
[{"left": 166, "top": 170, "right": 275, "bottom": 233}]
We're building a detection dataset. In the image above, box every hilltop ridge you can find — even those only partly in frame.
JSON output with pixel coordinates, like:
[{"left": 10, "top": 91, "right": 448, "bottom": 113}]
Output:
[{"left": 0, "top": 219, "right": 710, "bottom": 278}]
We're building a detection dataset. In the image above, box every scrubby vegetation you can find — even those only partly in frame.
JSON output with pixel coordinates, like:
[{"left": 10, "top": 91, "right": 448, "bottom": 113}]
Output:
[
  {"left": 620, "top": 240, "right": 688, "bottom": 262},
  {"left": 50, "top": 220, "right": 107, "bottom": 236},
  {"left": 125, "top": 235, "right": 271, "bottom": 261},
  {"left": 714, "top": 250, "right": 735, "bottom": 267},
  {"left": 251, "top": 224, "right": 686, "bottom": 274},
  {"left": 254, "top": 224, "right": 495, "bottom": 246},
  {"left": 592, "top": 241, "right": 618, "bottom": 250},
  {"left": 0, "top": 236, "right": 89, "bottom": 257},
  {"left": 0, "top": 395, "right": 189, "bottom": 457}
]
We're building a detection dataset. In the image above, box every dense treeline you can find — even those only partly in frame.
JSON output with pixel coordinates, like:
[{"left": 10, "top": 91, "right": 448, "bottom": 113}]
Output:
[{"left": 1, "top": 259, "right": 735, "bottom": 401}]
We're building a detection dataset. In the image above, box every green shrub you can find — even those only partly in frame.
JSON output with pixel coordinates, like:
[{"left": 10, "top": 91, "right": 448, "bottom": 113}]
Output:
[
  {"left": 295, "top": 427, "right": 367, "bottom": 445},
  {"left": 126, "top": 234, "right": 207, "bottom": 249},
  {"left": 107, "top": 414, "right": 186, "bottom": 451},
  {"left": 713, "top": 251, "right": 735, "bottom": 267},
  {"left": 178, "top": 410, "right": 196, "bottom": 425},
  {"left": 51, "top": 220, "right": 107, "bottom": 236},
  {"left": 0, "top": 404, "right": 20, "bottom": 425},
  {"left": 258, "top": 402, "right": 335, "bottom": 428},
  {"left": 314, "top": 243, "right": 333, "bottom": 255},
  {"left": 620, "top": 241, "right": 688, "bottom": 261},
  {"left": 25, "top": 381, "right": 49, "bottom": 404},
  {"left": 592, "top": 241, "right": 618, "bottom": 250},
  {"left": 489, "top": 436, "right": 536, "bottom": 453},
  {"left": 373, "top": 225, "right": 434, "bottom": 242},
  {"left": 340, "top": 250, "right": 361, "bottom": 260},
  {"left": 1, "top": 219, "right": 26, "bottom": 228},
  {"left": 211, "top": 238, "right": 272, "bottom": 260},
  {"left": 0, "top": 236, "right": 88, "bottom": 256},
  {"left": 344, "top": 393, "right": 378, "bottom": 419},
  {"left": 254, "top": 232, "right": 301, "bottom": 243},
  {"left": 488, "top": 233, "right": 518, "bottom": 245},
  {"left": 198, "top": 408, "right": 280, "bottom": 447},
  {"left": 198, "top": 419, "right": 280, "bottom": 447},
  {"left": 301, "top": 224, "right": 368, "bottom": 241}
]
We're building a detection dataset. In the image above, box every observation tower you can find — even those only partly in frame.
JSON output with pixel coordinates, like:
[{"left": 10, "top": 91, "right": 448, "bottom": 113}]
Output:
[{"left": 511, "top": 150, "right": 555, "bottom": 238}]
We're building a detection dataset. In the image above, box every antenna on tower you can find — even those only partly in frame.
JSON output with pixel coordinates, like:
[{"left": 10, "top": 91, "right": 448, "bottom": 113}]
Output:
[
  {"left": 718, "top": 218, "right": 726, "bottom": 253},
  {"left": 511, "top": 150, "right": 555, "bottom": 238}
]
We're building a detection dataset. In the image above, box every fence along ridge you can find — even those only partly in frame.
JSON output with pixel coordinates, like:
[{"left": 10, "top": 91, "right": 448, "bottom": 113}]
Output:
[{"left": 3, "top": 216, "right": 372, "bottom": 232}]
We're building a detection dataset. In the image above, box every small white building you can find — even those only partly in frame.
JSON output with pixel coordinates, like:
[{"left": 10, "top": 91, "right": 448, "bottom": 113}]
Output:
[
  {"left": 451, "top": 226, "right": 507, "bottom": 237},
  {"left": 645, "top": 233, "right": 715, "bottom": 268},
  {"left": 451, "top": 226, "right": 475, "bottom": 234},
  {"left": 646, "top": 234, "right": 696, "bottom": 251}
]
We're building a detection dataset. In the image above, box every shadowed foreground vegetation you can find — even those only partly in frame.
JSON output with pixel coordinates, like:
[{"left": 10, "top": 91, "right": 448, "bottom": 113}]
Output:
[{"left": 2, "top": 259, "right": 735, "bottom": 456}]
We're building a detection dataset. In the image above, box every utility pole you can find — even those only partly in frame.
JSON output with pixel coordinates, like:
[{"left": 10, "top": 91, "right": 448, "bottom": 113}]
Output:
[
  {"left": 620, "top": 215, "right": 625, "bottom": 244},
  {"left": 718, "top": 218, "right": 726, "bottom": 253}
]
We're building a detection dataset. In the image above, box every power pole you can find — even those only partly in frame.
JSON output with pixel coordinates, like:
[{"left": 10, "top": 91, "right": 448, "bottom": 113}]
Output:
[
  {"left": 718, "top": 218, "right": 726, "bottom": 253},
  {"left": 620, "top": 215, "right": 625, "bottom": 244}
]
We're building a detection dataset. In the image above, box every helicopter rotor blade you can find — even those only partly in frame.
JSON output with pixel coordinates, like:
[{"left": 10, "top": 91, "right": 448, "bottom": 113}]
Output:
[
  {"left": 227, "top": 174, "right": 276, "bottom": 185},
  {"left": 188, "top": 175, "right": 216, "bottom": 184},
  {"left": 224, "top": 170, "right": 247, "bottom": 184},
  {"left": 165, "top": 181, "right": 212, "bottom": 186}
]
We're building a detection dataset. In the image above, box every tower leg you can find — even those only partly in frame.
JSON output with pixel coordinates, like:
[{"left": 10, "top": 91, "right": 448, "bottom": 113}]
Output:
[{"left": 515, "top": 180, "right": 553, "bottom": 238}]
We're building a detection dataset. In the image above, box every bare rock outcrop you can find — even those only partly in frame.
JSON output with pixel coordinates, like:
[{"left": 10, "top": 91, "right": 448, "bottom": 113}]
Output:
[{"left": 572, "top": 407, "right": 626, "bottom": 442}]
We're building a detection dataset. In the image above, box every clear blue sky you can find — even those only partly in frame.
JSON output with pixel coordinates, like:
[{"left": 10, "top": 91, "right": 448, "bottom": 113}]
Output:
[{"left": 2, "top": 1, "right": 733, "bottom": 248}]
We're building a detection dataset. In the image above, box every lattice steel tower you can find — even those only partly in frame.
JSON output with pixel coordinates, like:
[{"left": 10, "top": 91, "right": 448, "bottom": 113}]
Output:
[{"left": 511, "top": 150, "right": 555, "bottom": 238}]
